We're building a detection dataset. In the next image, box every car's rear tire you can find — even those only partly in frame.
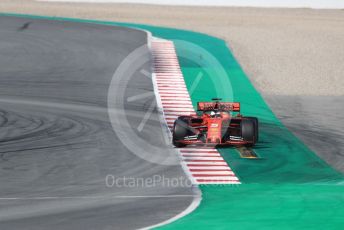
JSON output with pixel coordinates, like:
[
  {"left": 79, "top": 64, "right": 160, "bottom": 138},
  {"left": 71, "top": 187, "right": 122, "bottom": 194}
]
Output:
[
  {"left": 172, "top": 116, "right": 190, "bottom": 147},
  {"left": 241, "top": 119, "right": 256, "bottom": 146},
  {"left": 245, "top": 117, "right": 259, "bottom": 142}
]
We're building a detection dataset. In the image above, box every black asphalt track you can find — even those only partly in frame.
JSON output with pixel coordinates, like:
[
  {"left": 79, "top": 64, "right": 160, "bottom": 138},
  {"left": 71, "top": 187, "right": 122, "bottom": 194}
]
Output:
[{"left": 0, "top": 16, "right": 193, "bottom": 230}]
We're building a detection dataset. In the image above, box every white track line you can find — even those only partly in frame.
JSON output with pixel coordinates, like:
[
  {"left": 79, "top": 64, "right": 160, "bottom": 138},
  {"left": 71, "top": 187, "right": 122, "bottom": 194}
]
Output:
[
  {"left": 144, "top": 37, "right": 202, "bottom": 230},
  {"left": 145, "top": 35, "right": 240, "bottom": 230}
]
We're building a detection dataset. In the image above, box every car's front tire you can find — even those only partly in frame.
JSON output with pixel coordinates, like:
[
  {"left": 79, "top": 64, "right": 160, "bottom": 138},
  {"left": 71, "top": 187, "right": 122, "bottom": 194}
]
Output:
[
  {"left": 172, "top": 116, "right": 190, "bottom": 147},
  {"left": 241, "top": 119, "right": 256, "bottom": 146},
  {"left": 245, "top": 116, "right": 259, "bottom": 142}
]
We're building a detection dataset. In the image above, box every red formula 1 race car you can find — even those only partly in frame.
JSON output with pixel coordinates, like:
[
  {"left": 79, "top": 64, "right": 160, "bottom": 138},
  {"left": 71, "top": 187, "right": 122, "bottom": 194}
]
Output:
[{"left": 172, "top": 98, "right": 258, "bottom": 147}]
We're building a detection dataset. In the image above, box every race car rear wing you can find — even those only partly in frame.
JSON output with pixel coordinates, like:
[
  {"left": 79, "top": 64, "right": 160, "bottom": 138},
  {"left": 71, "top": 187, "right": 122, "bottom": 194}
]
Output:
[{"left": 197, "top": 102, "right": 240, "bottom": 112}]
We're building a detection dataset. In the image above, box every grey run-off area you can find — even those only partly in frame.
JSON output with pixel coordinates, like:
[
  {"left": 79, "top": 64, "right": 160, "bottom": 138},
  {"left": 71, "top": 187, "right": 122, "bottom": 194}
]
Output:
[{"left": 265, "top": 95, "right": 344, "bottom": 173}]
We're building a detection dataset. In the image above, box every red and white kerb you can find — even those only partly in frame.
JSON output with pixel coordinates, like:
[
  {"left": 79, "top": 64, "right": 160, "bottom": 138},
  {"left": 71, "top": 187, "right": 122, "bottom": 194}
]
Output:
[{"left": 151, "top": 38, "right": 240, "bottom": 185}]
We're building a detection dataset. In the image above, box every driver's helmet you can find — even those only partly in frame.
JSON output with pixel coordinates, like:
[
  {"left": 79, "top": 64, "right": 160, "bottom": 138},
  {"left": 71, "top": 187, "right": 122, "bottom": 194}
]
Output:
[{"left": 210, "top": 111, "right": 221, "bottom": 118}]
